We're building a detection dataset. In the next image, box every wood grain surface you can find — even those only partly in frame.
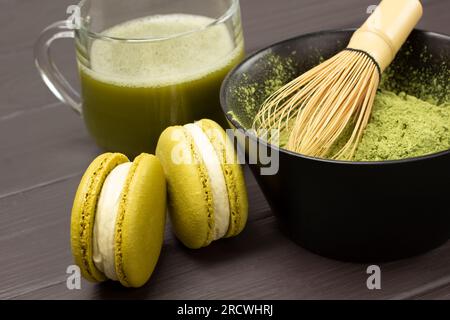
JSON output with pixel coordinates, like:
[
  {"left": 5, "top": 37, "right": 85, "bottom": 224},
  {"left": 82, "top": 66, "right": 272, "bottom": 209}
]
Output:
[{"left": 0, "top": 0, "right": 449, "bottom": 300}]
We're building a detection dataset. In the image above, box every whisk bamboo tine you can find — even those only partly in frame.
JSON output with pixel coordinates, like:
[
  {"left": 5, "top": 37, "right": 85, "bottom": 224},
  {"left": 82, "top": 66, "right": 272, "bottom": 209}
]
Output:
[
  {"left": 333, "top": 70, "right": 379, "bottom": 159},
  {"left": 323, "top": 64, "right": 373, "bottom": 147},
  {"left": 307, "top": 54, "right": 372, "bottom": 137},
  {"left": 288, "top": 51, "right": 364, "bottom": 152}
]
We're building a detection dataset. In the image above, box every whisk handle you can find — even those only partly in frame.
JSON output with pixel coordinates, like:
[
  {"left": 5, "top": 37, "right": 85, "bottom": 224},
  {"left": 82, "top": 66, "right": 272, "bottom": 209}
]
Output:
[{"left": 348, "top": 0, "right": 422, "bottom": 72}]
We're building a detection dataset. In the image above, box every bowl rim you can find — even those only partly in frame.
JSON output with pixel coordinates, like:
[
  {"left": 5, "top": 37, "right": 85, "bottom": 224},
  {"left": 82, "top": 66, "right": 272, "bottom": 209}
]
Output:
[{"left": 220, "top": 28, "right": 450, "bottom": 166}]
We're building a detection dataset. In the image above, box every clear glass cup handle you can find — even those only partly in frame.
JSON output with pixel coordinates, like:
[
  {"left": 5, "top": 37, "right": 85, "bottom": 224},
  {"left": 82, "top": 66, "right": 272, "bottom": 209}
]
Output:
[{"left": 34, "top": 21, "right": 82, "bottom": 115}]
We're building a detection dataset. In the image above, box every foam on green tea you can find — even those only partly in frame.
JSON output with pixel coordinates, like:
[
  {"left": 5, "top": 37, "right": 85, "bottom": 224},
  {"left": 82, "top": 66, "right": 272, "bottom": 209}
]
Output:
[{"left": 87, "top": 14, "right": 240, "bottom": 87}]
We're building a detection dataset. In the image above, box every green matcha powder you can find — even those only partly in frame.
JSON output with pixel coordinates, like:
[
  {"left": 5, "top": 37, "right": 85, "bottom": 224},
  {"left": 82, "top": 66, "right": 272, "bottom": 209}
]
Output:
[
  {"left": 232, "top": 55, "right": 450, "bottom": 161},
  {"left": 331, "top": 90, "right": 450, "bottom": 161},
  {"left": 231, "top": 54, "right": 450, "bottom": 162}
]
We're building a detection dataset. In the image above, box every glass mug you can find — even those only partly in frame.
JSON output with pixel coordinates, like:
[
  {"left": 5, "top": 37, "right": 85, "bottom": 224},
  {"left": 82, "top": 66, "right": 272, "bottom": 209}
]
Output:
[{"left": 35, "top": 0, "right": 244, "bottom": 157}]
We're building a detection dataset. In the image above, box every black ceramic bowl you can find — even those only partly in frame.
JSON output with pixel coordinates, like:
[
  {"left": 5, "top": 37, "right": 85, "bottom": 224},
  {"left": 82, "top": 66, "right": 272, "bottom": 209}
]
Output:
[{"left": 221, "top": 29, "right": 450, "bottom": 262}]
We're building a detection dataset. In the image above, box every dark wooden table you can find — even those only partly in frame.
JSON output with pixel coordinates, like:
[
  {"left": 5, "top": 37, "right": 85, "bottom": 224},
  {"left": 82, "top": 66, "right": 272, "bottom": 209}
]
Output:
[{"left": 1, "top": 0, "right": 449, "bottom": 300}]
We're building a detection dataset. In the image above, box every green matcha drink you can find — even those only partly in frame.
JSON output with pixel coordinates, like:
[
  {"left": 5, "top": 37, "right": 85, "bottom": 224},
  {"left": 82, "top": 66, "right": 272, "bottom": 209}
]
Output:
[{"left": 79, "top": 14, "right": 244, "bottom": 157}]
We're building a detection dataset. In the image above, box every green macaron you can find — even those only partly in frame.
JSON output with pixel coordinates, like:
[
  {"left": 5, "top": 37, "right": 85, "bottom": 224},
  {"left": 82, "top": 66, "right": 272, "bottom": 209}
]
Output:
[
  {"left": 70, "top": 153, "right": 166, "bottom": 288},
  {"left": 156, "top": 119, "right": 248, "bottom": 249}
]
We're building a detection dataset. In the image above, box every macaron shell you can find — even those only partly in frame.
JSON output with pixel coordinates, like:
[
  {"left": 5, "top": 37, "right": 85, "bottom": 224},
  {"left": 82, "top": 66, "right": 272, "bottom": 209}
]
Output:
[
  {"left": 197, "top": 119, "right": 248, "bottom": 238},
  {"left": 156, "top": 126, "right": 214, "bottom": 249},
  {"left": 70, "top": 153, "right": 129, "bottom": 282},
  {"left": 114, "top": 154, "right": 167, "bottom": 288}
]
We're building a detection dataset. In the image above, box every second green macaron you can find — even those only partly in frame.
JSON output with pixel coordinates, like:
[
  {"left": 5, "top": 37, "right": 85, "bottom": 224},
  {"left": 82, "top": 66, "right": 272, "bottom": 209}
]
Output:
[
  {"left": 156, "top": 119, "right": 248, "bottom": 249},
  {"left": 70, "top": 153, "right": 166, "bottom": 288}
]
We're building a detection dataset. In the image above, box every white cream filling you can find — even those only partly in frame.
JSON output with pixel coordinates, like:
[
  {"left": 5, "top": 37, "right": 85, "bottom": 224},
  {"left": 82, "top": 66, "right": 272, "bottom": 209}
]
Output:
[
  {"left": 184, "top": 123, "right": 230, "bottom": 240},
  {"left": 92, "top": 162, "right": 132, "bottom": 280}
]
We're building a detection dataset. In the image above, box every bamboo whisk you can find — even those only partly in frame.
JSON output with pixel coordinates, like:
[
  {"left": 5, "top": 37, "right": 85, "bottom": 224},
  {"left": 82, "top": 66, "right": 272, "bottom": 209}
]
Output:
[{"left": 253, "top": 0, "right": 423, "bottom": 160}]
